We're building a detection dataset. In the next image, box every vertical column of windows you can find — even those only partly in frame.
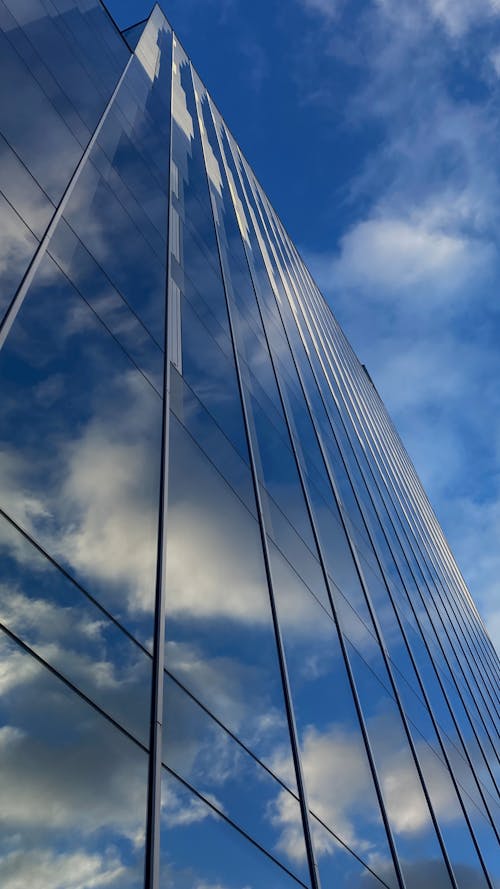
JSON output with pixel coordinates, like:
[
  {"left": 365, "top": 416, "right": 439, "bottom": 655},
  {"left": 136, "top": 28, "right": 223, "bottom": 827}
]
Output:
[
  {"left": 159, "top": 38, "right": 313, "bottom": 889},
  {"left": 190, "top": 67, "right": 325, "bottom": 889},
  {"left": 0, "top": 10, "right": 175, "bottom": 889}
]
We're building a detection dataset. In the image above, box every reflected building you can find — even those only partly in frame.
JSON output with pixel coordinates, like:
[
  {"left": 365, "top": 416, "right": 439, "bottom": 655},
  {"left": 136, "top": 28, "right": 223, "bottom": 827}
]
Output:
[{"left": 0, "top": 2, "right": 498, "bottom": 888}]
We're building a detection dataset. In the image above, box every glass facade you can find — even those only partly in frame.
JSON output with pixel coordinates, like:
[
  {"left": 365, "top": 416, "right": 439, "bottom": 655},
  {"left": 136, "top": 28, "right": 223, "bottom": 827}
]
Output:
[{"left": 0, "top": 3, "right": 498, "bottom": 888}]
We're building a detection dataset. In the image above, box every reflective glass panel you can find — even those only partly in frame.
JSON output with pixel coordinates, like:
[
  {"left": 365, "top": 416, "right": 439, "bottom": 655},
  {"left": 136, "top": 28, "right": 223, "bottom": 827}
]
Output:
[
  {"left": 0, "top": 514, "right": 151, "bottom": 745},
  {"left": 0, "top": 628, "right": 147, "bottom": 888},
  {"left": 161, "top": 769, "right": 307, "bottom": 889},
  {"left": 163, "top": 675, "right": 309, "bottom": 882},
  {"left": 0, "top": 254, "right": 162, "bottom": 644},
  {"left": 164, "top": 413, "right": 296, "bottom": 785},
  {"left": 269, "top": 539, "right": 399, "bottom": 889}
]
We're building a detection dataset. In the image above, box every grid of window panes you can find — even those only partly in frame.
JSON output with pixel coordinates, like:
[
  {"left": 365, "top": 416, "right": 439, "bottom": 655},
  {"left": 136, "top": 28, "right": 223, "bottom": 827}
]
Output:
[{"left": 0, "top": 3, "right": 498, "bottom": 889}]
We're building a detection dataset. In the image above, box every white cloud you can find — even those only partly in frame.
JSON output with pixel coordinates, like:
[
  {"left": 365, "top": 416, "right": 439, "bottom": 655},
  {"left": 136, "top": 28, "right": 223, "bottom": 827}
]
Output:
[
  {"left": 0, "top": 586, "right": 105, "bottom": 642},
  {"left": 165, "top": 500, "right": 270, "bottom": 625},
  {"left": 0, "top": 629, "right": 148, "bottom": 888},
  {"left": 268, "top": 713, "right": 465, "bottom": 873},
  {"left": 373, "top": 0, "right": 500, "bottom": 41},
  {"left": 162, "top": 783, "right": 224, "bottom": 827},
  {"left": 300, "top": 0, "right": 340, "bottom": 20},
  {"left": 319, "top": 216, "right": 493, "bottom": 300},
  {"left": 425, "top": 0, "right": 500, "bottom": 38},
  {"left": 0, "top": 635, "right": 147, "bottom": 837},
  {"left": 0, "top": 848, "right": 127, "bottom": 889},
  {"left": 490, "top": 46, "right": 500, "bottom": 76},
  {"left": 0, "top": 368, "right": 161, "bottom": 621},
  {"left": 270, "top": 724, "right": 379, "bottom": 860},
  {"left": 58, "top": 419, "right": 158, "bottom": 614},
  {"left": 0, "top": 643, "right": 42, "bottom": 694}
]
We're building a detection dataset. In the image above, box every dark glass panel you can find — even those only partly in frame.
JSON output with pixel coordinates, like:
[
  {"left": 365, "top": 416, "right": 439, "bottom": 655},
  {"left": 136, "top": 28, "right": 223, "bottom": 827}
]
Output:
[
  {"left": 180, "top": 294, "right": 249, "bottom": 461},
  {"left": 30, "top": 0, "right": 128, "bottom": 93},
  {"left": 164, "top": 414, "right": 296, "bottom": 786},
  {"left": 346, "top": 641, "right": 453, "bottom": 889},
  {"left": 1, "top": 0, "right": 126, "bottom": 139},
  {"left": 244, "top": 382, "right": 316, "bottom": 551},
  {"left": 91, "top": 102, "right": 169, "bottom": 245},
  {"left": 311, "top": 815, "right": 394, "bottom": 889},
  {"left": 179, "top": 234, "right": 234, "bottom": 360},
  {"left": 0, "top": 254, "right": 162, "bottom": 644},
  {"left": 48, "top": 218, "right": 164, "bottom": 392},
  {"left": 260, "top": 485, "right": 330, "bottom": 611},
  {"left": 0, "top": 514, "right": 151, "bottom": 745},
  {"left": 0, "top": 628, "right": 147, "bottom": 888},
  {"left": 162, "top": 675, "right": 309, "bottom": 882},
  {"left": 307, "top": 479, "right": 375, "bottom": 629},
  {"left": 0, "top": 22, "right": 83, "bottom": 203},
  {"left": 272, "top": 348, "right": 340, "bottom": 505},
  {"left": 61, "top": 155, "right": 166, "bottom": 343},
  {"left": 0, "top": 191, "right": 38, "bottom": 322},
  {"left": 269, "top": 540, "right": 399, "bottom": 889},
  {"left": 170, "top": 366, "right": 255, "bottom": 514},
  {"left": 161, "top": 770, "right": 307, "bottom": 889}
]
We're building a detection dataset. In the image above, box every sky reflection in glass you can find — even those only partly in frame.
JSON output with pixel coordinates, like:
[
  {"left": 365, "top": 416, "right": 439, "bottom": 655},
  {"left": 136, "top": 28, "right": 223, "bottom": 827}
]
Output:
[{"left": 0, "top": 3, "right": 498, "bottom": 889}]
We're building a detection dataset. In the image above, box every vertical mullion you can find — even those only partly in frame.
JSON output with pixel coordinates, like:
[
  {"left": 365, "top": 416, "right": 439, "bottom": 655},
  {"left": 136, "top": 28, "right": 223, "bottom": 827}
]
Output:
[
  {"left": 0, "top": 50, "right": 135, "bottom": 349},
  {"left": 144, "top": 25, "right": 174, "bottom": 889},
  {"left": 191, "top": 72, "right": 322, "bottom": 889}
]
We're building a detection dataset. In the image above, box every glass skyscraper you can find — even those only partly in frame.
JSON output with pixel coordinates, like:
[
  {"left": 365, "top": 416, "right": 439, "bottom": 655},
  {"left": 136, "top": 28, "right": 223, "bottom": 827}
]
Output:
[{"left": 0, "top": 2, "right": 498, "bottom": 888}]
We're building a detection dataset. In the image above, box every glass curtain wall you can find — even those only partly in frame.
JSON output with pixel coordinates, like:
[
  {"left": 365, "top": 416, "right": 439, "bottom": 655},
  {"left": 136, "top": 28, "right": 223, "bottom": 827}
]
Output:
[{"left": 0, "top": 3, "right": 498, "bottom": 889}]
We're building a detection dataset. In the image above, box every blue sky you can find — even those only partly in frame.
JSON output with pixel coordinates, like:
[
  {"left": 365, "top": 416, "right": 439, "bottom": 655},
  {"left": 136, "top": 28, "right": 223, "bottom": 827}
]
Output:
[{"left": 107, "top": 0, "right": 500, "bottom": 649}]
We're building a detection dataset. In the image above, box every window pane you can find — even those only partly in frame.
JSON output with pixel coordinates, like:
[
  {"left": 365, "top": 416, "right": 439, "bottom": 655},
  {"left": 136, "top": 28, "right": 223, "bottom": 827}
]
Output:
[
  {"left": 0, "top": 628, "right": 147, "bottom": 889},
  {"left": 0, "top": 254, "right": 162, "bottom": 644},
  {"left": 163, "top": 675, "right": 309, "bottom": 883},
  {"left": 0, "top": 514, "right": 151, "bottom": 745},
  {"left": 161, "top": 769, "right": 308, "bottom": 889},
  {"left": 269, "top": 540, "right": 399, "bottom": 889},
  {"left": 0, "top": 191, "right": 38, "bottom": 322},
  {"left": 164, "top": 413, "right": 296, "bottom": 786}
]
